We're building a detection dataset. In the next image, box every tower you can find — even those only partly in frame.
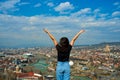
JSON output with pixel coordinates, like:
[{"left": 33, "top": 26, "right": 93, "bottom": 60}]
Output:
[{"left": 104, "top": 44, "right": 110, "bottom": 53}]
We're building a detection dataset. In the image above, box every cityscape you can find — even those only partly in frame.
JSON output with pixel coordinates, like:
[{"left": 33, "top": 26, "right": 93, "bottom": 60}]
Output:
[
  {"left": 0, "top": 42, "right": 120, "bottom": 80},
  {"left": 0, "top": 0, "right": 120, "bottom": 80}
]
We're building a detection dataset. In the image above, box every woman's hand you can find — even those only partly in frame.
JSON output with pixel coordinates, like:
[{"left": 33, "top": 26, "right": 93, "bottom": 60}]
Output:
[
  {"left": 43, "top": 28, "right": 48, "bottom": 33},
  {"left": 79, "top": 30, "right": 85, "bottom": 33}
]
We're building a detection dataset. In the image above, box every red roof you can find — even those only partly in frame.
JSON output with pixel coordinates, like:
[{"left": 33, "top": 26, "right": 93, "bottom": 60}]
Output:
[{"left": 16, "top": 72, "right": 34, "bottom": 77}]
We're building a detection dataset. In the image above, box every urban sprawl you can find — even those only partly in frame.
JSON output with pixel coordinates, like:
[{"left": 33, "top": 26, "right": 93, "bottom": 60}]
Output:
[{"left": 0, "top": 43, "right": 120, "bottom": 80}]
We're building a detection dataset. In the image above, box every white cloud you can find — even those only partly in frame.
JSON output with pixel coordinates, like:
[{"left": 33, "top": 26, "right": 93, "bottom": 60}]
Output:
[
  {"left": 79, "top": 8, "right": 91, "bottom": 14},
  {"left": 113, "top": 2, "right": 119, "bottom": 6},
  {"left": 99, "top": 13, "right": 108, "bottom": 17},
  {"left": 18, "top": 2, "right": 30, "bottom": 6},
  {"left": 22, "top": 26, "right": 37, "bottom": 31},
  {"left": 0, "top": 7, "right": 120, "bottom": 46},
  {"left": 113, "top": 2, "right": 120, "bottom": 9},
  {"left": 0, "top": 0, "right": 20, "bottom": 13},
  {"left": 47, "top": 2, "right": 54, "bottom": 7},
  {"left": 93, "top": 9, "right": 100, "bottom": 13},
  {"left": 112, "top": 11, "right": 120, "bottom": 17},
  {"left": 71, "top": 8, "right": 91, "bottom": 17},
  {"left": 29, "top": 16, "right": 38, "bottom": 24},
  {"left": 0, "top": 8, "right": 119, "bottom": 30},
  {"left": 34, "top": 3, "right": 41, "bottom": 7},
  {"left": 0, "top": 8, "right": 119, "bottom": 32},
  {"left": 48, "top": 29, "right": 72, "bottom": 36},
  {"left": 54, "top": 2, "right": 74, "bottom": 14},
  {"left": 80, "top": 20, "right": 117, "bottom": 27},
  {"left": 113, "top": 29, "right": 120, "bottom": 32},
  {"left": 70, "top": 8, "right": 120, "bottom": 28}
]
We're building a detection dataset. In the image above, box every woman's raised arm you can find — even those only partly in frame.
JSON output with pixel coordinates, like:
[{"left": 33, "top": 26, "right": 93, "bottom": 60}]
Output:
[
  {"left": 70, "top": 30, "right": 85, "bottom": 46},
  {"left": 43, "top": 28, "right": 58, "bottom": 46}
]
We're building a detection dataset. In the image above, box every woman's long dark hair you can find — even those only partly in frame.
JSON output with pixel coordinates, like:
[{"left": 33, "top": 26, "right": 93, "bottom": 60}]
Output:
[
  {"left": 57, "top": 37, "right": 71, "bottom": 52},
  {"left": 59, "top": 37, "right": 69, "bottom": 47}
]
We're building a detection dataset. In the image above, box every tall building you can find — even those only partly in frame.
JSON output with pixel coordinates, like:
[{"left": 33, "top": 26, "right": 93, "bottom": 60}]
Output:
[{"left": 104, "top": 45, "right": 110, "bottom": 53}]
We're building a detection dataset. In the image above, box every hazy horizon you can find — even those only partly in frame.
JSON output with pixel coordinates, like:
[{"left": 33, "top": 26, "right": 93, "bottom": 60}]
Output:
[{"left": 0, "top": 41, "right": 120, "bottom": 49}]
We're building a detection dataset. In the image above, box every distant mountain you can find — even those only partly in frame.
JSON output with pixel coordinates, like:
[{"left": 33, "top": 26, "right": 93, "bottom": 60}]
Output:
[
  {"left": 0, "top": 42, "right": 120, "bottom": 49},
  {"left": 75, "top": 42, "right": 120, "bottom": 48},
  {"left": 93, "top": 42, "right": 120, "bottom": 46}
]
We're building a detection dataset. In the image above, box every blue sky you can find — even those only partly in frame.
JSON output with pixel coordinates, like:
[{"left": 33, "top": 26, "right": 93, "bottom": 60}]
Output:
[{"left": 0, "top": 0, "right": 120, "bottom": 48}]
